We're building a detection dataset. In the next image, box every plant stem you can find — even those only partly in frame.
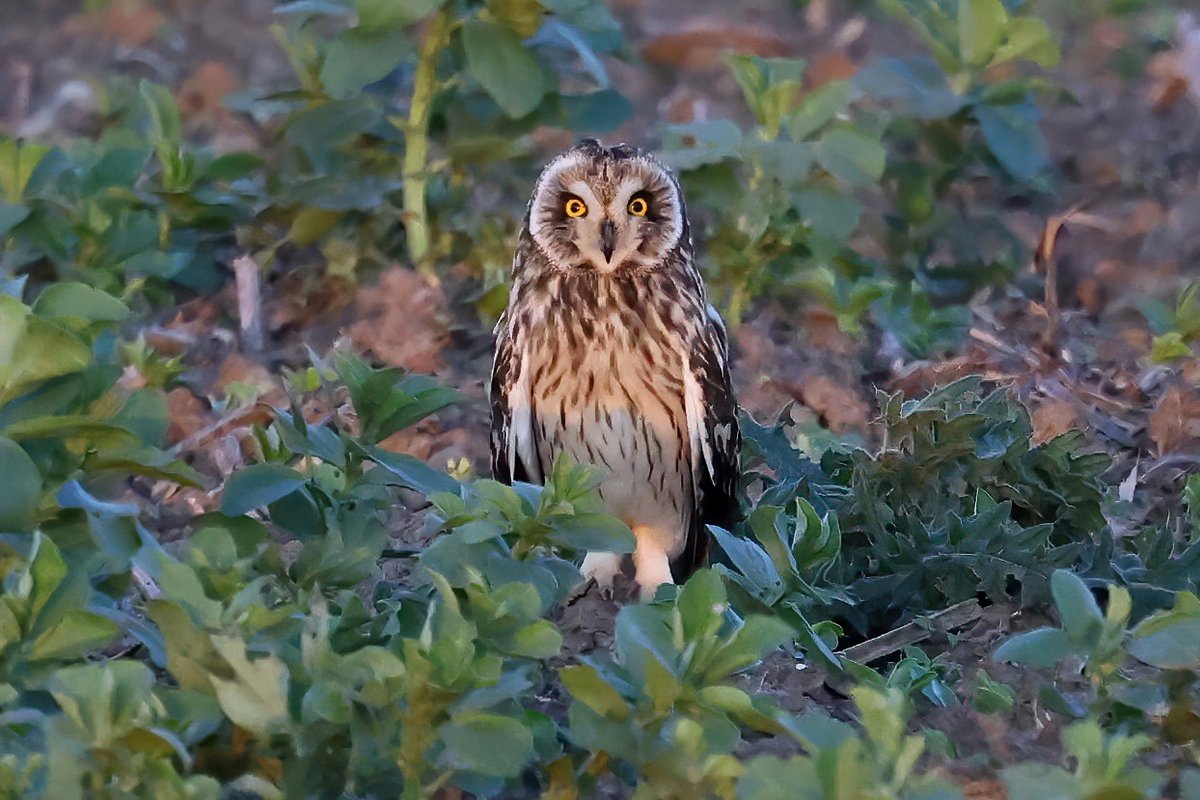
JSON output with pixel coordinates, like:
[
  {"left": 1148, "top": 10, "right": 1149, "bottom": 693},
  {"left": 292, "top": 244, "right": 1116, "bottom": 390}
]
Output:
[{"left": 402, "top": 10, "right": 452, "bottom": 278}]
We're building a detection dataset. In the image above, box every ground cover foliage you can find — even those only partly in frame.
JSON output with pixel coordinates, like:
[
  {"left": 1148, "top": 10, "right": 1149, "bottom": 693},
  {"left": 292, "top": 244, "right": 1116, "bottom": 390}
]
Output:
[{"left": 2, "top": 0, "right": 1200, "bottom": 797}]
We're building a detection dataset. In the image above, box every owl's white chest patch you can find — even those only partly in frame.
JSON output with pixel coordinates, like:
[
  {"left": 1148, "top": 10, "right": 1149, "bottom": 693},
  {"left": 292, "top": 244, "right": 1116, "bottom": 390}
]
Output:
[{"left": 525, "top": 311, "right": 694, "bottom": 551}]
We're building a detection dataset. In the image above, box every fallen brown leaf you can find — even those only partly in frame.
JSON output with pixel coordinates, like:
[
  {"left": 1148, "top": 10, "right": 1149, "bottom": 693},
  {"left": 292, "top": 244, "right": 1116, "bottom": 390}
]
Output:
[
  {"left": 1148, "top": 384, "right": 1200, "bottom": 455},
  {"left": 805, "top": 51, "right": 858, "bottom": 90},
  {"left": 166, "top": 388, "right": 212, "bottom": 446},
  {"left": 1031, "top": 399, "right": 1080, "bottom": 445},
  {"left": 799, "top": 374, "right": 869, "bottom": 434},
  {"left": 177, "top": 61, "right": 239, "bottom": 122},
  {"left": 347, "top": 267, "right": 449, "bottom": 373},
  {"left": 216, "top": 353, "right": 286, "bottom": 406}
]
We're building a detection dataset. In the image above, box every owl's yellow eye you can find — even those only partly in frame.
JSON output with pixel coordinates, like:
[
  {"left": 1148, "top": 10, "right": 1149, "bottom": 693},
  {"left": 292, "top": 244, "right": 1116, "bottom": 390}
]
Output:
[
  {"left": 564, "top": 197, "right": 588, "bottom": 218},
  {"left": 628, "top": 196, "right": 649, "bottom": 216}
]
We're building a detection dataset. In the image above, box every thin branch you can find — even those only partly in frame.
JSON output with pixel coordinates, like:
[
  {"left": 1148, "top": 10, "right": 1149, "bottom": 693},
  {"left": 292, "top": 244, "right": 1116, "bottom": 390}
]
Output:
[{"left": 837, "top": 599, "right": 985, "bottom": 664}]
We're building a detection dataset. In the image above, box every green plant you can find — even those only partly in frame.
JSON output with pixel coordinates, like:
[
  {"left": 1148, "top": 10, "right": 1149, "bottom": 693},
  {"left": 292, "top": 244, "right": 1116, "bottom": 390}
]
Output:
[
  {"left": 738, "top": 687, "right": 961, "bottom": 800},
  {"left": 998, "top": 571, "right": 1200, "bottom": 751},
  {"left": 560, "top": 569, "right": 794, "bottom": 797},
  {"left": 1001, "top": 720, "right": 1160, "bottom": 799},
  {"left": 1143, "top": 279, "right": 1200, "bottom": 363},
  {"left": 663, "top": 55, "right": 887, "bottom": 324}
]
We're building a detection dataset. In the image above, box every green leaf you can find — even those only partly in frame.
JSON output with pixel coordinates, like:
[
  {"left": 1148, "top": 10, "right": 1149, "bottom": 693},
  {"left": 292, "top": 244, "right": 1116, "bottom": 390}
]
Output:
[
  {"left": 28, "top": 610, "right": 120, "bottom": 661},
  {"left": 0, "top": 201, "right": 29, "bottom": 235},
  {"left": 788, "top": 80, "right": 851, "bottom": 140},
  {"left": 438, "top": 712, "right": 535, "bottom": 777},
  {"left": 1129, "top": 604, "right": 1200, "bottom": 669},
  {"left": 815, "top": 127, "right": 886, "bottom": 187},
  {"left": 546, "top": 512, "right": 636, "bottom": 553},
  {"left": 1151, "top": 332, "right": 1192, "bottom": 363},
  {"left": 356, "top": 0, "right": 445, "bottom": 30},
  {"left": 320, "top": 26, "right": 410, "bottom": 99},
  {"left": 0, "top": 295, "right": 92, "bottom": 406},
  {"left": 141, "top": 81, "right": 182, "bottom": 146},
  {"left": 990, "top": 17, "right": 1060, "bottom": 68},
  {"left": 793, "top": 186, "right": 862, "bottom": 240},
  {"left": 462, "top": 18, "right": 548, "bottom": 118},
  {"left": 560, "top": 664, "right": 628, "bottom": 719},
  {"left": 28, "top": 533, "right": 69, "bottom": 624},
  {"left": 993, "top": 626, "right": 1073, "bottom": 668},
  {"left": 0, "top": 437, "right": 41, "bottom": 531},
  {"left": 1050, "top": 570, "right": 1103, "bottom": 644},
  {"left": 0, "top": 139, "right": 50, "bottom": 204},
  {"left": 678, "top": 568, "right": 726, "bottom": 643},
  {"left": 365, "top": 446, "right": 460, "bottom": 496},
  {"left": 958, "top": 0, "right": 1007, "bottom": 69},
  {"left": 32, "top": 283, "right": 130, "bottom": 326},
  {"left": 200, "top": 151, "right": 264, "bottom": 182},
  {"left": 703, "top": 615, "right": 793, "bottom": 682},
  {"left": 974, "top": 101, "right": 1048, "bottom": 180},
  {"left": 49, "top": 660, "right": 156, "bottom": 743},
  {"left": 220, "top": 464, "right": 306, "bottom": 516},
  {"left": 207, "top": 634, "right": 290, "bottom": 737},
  {"left": 999, "top": 763, "right": 1078, "bottom": 800}
]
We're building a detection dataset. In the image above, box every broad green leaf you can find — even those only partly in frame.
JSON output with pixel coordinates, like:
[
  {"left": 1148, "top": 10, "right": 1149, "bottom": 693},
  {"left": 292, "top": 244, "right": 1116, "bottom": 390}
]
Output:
[
  {"left": 0, "top": 295, "right": 92, "bottom": 406},
  {"left": 503, "top": 620, "right": 563, "bottom": 659},
  {"left": 49, "top": 660, "right": 156, "bottom": 744},
  {"left": 1000, "top": 763, "right": 1078, "bottom": 799},
  {"left": 200, "top": 151, "right": 264, "bottom": 182},
  {"left": 703, "top": 615, "right": 792, "bottom": 682},
  {"left": 993, "top": 626, "right": 1073, "bottom": 668},
  {"left": 1130, "top": 606, "right": 1200, "bottom": 670},
  {"left": 815, "top": 127, "right": 886, "bottom": 187},
  {"left": 990, "top": 17, "right": 1059, "bottom": 68},
  {"left": 438, "top": 712, "right": 535, "bottom": 777},
  {"left": 975, "top": 101, "right": 1048, "bottom": 180},
  {"left": 678, "top": 568, "right": 726, "bottom": 643},
  {"left": 546, "top": 512, "right": 636, "bottom": 553},
  {"left": 1049, "top": 570, "right": 1103, "bottom": 644},
  {"left": 462, "top": 18, "right": 548, "bottom": 118},
  {"left": 560, "top": 664, "right": 628, "bottom": 719},
  {"left": 32, "top": 283, "right": 129, "bottom": 326},
  {"left": 356, "top": 0, "right": 445, "bottom": 30},
  {"left": 320, "top": 27, "right": 410, "bottom": 99},
  {"left": 208, "top": 635, "right": 290, "bottom": 737},
  {"left": 0, "top": 138, "right": 50, "bottom": 203},
  {"left": 365, "top": 446, "right": 461, "bottom": 496},
  {"left": 27, "top": 533, "right": 68, "bottom": 623},
  {"left": 220, "top": 464, "right": 306, "bottom": 516},
  {"left": 0, "top": 437, "right": 41, "bottom": 531},
  {"left": 140, "top": 81, "right": 182, "bottom": 146},
  {"left": 787, "top": 80, "right": 850, "bottom": 140},
  {"left": 488, "top": 0, "right": 544, "bottom": 37},
  {"left": 0, "top": 201, "right": 29, "bottom": 235},
  {"left": 958, "top": 0, "right": 1007, "bottom": 69},
  {"left": 28, "top": 610, "right": 120, "bottom": 661},
  {"left": 793, "top": 186, "right": 862, "bottom": 240}
]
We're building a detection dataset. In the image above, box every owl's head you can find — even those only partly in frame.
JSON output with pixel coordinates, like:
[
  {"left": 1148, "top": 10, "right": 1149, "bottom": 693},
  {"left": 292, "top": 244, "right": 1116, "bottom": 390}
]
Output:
[{"left": 525, "top": 139, "right": 687, "bottom": 273}]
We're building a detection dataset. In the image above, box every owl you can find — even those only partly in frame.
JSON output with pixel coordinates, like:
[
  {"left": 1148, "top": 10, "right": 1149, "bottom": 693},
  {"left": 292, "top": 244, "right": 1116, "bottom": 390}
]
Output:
[{"left": 489, "top": 139, "right": 740, "bottom": 600}]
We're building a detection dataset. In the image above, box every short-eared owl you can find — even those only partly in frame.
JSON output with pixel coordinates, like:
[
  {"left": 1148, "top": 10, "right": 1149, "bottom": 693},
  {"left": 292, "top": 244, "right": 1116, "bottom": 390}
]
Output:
[{"left": 489, "top": 139, "right": 739, "bottom": 600}]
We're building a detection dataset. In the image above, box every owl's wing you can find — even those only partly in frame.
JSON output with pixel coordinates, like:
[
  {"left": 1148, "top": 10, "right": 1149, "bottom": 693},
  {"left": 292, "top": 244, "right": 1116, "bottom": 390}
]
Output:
[
  {"left": 489, "top": 314, "right": 541, "bottom": 485},
  {"left": 677, "top": 304, "right": 742, "bottom": 577}
]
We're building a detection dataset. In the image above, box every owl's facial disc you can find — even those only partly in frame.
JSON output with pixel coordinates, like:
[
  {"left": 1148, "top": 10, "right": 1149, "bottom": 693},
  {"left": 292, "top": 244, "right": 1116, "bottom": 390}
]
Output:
[{"left": 528, "top": 146, "right": 684, "bottom": 273}]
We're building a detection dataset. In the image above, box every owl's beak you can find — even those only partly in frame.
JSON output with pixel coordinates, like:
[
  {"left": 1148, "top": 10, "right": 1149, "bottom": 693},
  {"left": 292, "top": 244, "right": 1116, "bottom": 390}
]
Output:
[{"left": 599, "top": 219, "right": 617, "bottom": 262}]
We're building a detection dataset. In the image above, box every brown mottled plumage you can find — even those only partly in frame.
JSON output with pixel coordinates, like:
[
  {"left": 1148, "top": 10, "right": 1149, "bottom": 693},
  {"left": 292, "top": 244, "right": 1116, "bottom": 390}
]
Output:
[{"left": 490, "top": 140, "right": 739, "bottom": 600}]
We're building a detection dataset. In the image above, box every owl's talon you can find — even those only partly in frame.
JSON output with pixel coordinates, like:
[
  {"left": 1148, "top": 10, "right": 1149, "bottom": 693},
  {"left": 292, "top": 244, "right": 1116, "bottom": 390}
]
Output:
[{"left": 580, "top": 551, "right": 622, "bottom": 592}]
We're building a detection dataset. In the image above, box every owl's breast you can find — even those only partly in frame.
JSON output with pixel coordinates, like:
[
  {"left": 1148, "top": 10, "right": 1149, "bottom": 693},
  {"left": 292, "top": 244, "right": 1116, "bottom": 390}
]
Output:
[{"left": 525, "top": 303, "right": 694, "bottom": 538}]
